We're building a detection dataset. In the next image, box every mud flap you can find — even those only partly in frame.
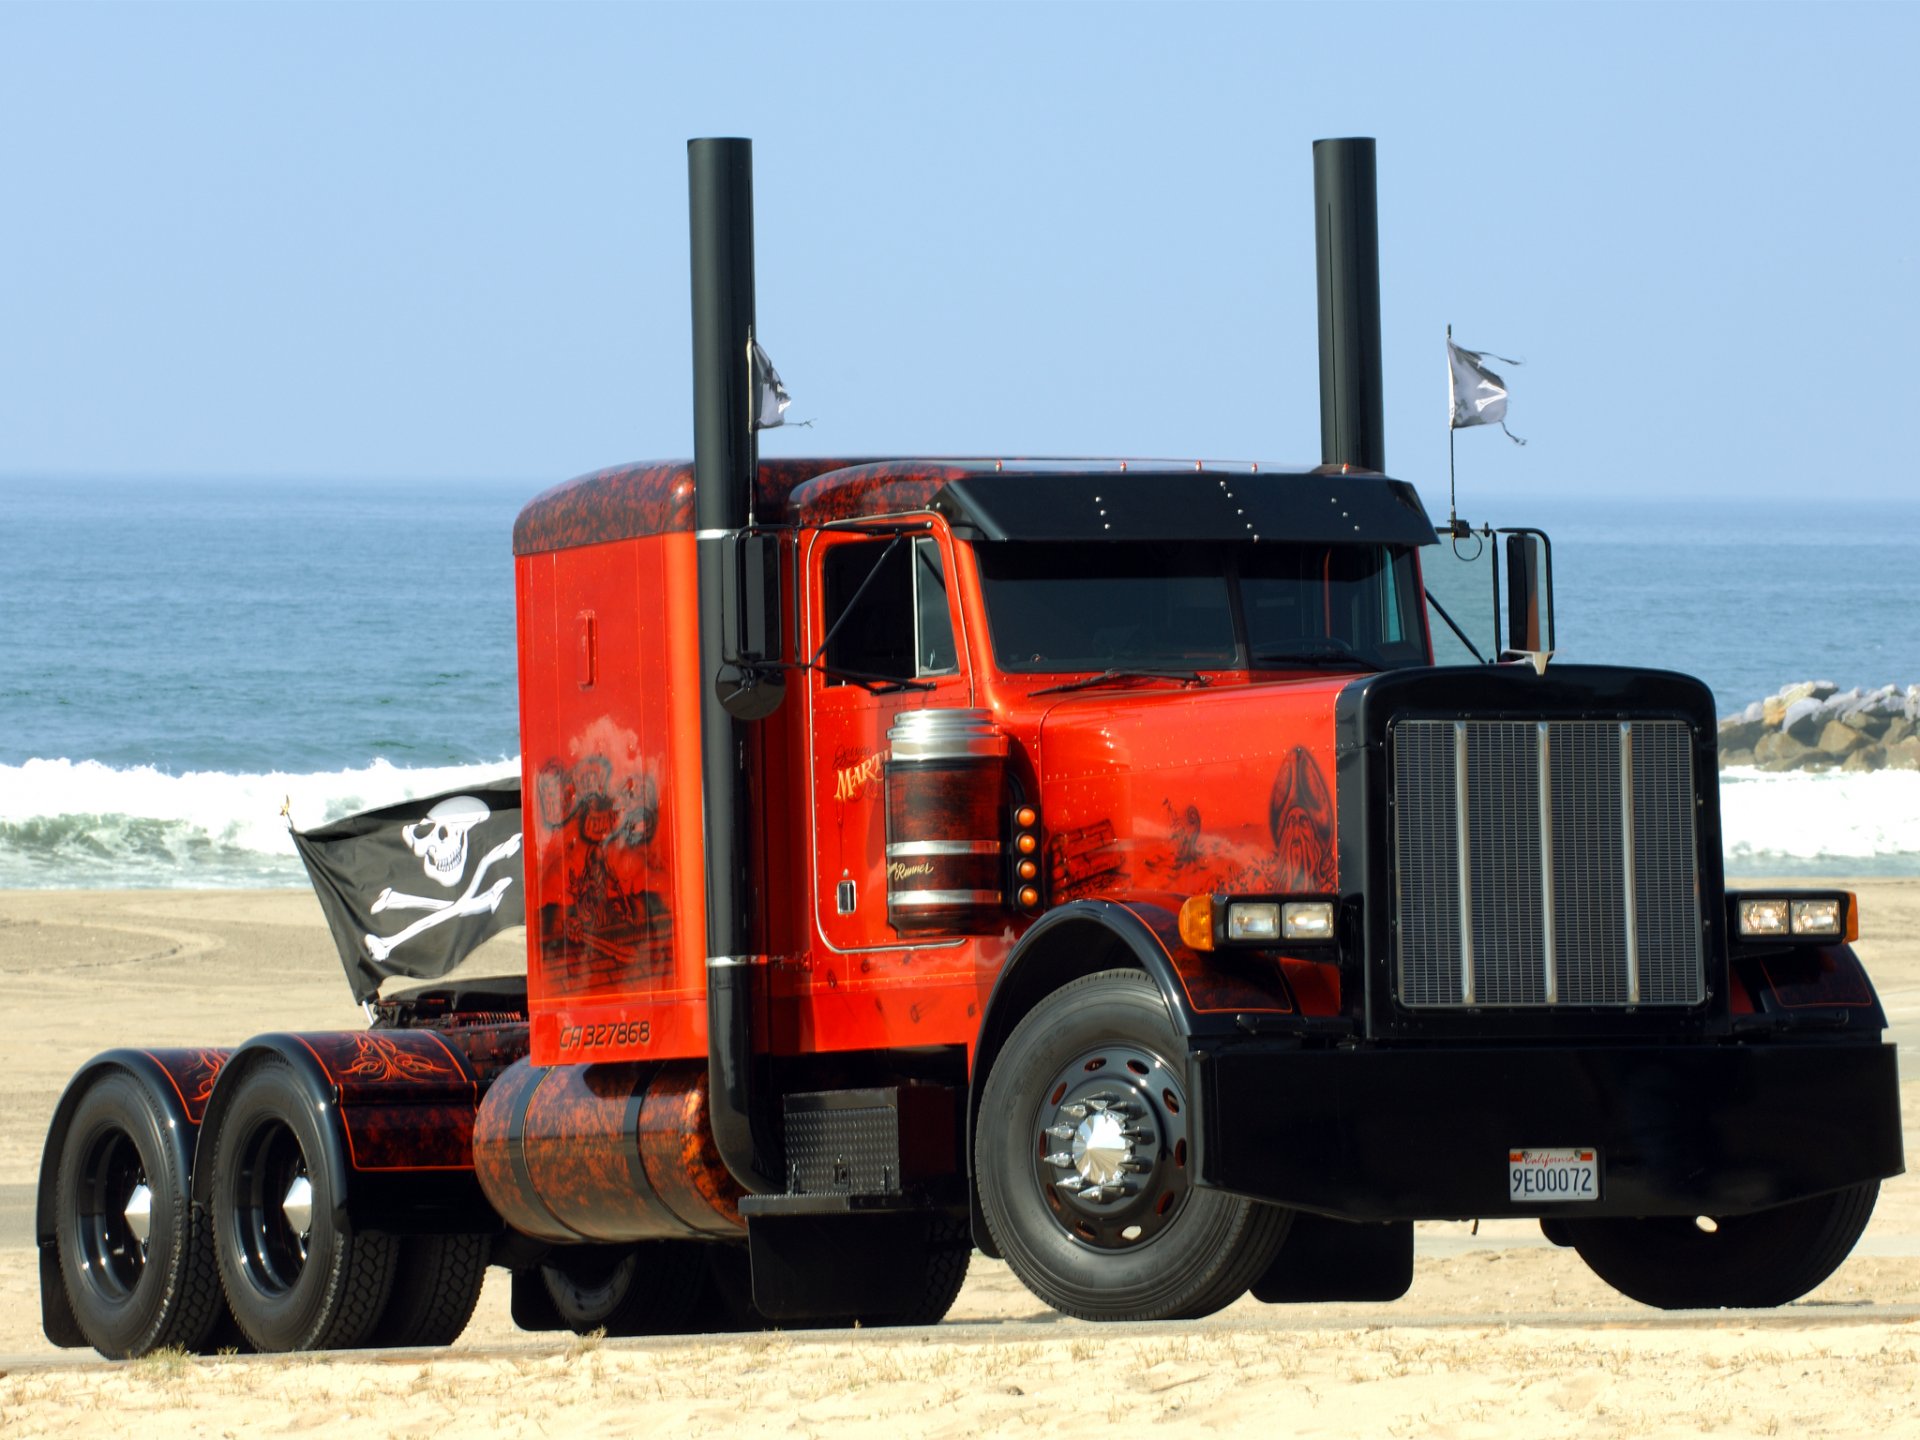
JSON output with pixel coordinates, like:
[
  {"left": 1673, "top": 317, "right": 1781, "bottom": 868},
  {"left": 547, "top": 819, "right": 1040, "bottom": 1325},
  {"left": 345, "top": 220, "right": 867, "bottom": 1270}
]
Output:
[
  {"left": 745, "top": 1212, "right": 944, "bottom": 1321},
  {"left": 1251, "top": 1213, "right": 1413, "bottom": 1303}
]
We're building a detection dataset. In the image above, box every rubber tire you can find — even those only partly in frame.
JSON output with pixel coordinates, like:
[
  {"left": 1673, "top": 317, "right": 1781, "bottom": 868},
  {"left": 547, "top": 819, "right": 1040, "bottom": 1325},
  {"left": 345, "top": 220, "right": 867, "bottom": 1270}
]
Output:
[
  {"left": 209, "top": 1055, "right": 398, "bottom": 1351},
  {"left": 977, "top": 969, "right": 1291, "bottom": 1321},
  {"left": 860, "top": 1217, "right": 972, "bottom": 1327},
  {"left": 1562, "top": 1181, "right": 1880, "bottom": 1309},
  {"left": 691, "top": 1226, "right": 968, "bottom": 1331},
  {"left": 53, "top": 1071, "right": 224, "bottom": 1358},
  {"left": 367, "top": 1233, "right": 490, "bottom": 1347},
  {"left": 538, "top": 1242, "right": 709, "bottom": 1336}
]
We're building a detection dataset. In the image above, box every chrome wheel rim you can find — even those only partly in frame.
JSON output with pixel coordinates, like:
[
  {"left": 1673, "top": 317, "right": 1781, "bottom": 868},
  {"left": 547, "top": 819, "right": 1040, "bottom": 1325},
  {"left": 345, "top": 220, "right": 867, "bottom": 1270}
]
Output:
[{"left": 1031, "top": 1040, "right": 1191, "bottom": 1249}]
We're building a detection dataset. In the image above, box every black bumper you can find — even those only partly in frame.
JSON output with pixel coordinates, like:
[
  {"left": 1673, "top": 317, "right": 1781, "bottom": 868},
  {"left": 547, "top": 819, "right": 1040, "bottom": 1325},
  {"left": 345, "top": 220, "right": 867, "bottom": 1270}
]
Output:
[{"left": 1192, "top": 1040, "right": 1903, "bottom": 1220}]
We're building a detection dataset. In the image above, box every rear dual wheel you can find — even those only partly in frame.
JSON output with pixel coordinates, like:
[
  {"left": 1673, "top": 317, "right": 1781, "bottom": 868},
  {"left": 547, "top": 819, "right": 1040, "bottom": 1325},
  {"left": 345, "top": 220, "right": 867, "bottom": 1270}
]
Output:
[
  {"left": 977, "top": 969, "right": 1290, "bottom": 1321},
  {"left": 209, "top": 1056, "right": 397, "bottom": 1351},
  {"left": 53, "top": 1072, "right": 224, "bottom": 1358}
]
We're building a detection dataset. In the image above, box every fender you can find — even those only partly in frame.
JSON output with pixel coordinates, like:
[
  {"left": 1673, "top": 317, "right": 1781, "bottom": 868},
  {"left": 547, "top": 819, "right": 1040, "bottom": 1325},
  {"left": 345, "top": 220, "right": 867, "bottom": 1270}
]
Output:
[
  {"left": 190, "top": 1030, "right": 496, "bottom": 1233},
  {"left": 963, "top": 896, "right": 1304, "bottom": 1254},
  {"left": 1732, "top": 942, "right": 1889, "bottom": 1036},
  {"left": 36, "top": 1047, "right": 231, "bottom": 1348}
]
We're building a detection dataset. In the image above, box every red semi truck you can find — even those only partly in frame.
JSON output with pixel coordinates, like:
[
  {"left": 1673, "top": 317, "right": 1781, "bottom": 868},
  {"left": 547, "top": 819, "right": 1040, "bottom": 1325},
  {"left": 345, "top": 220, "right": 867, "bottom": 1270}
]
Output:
[{"left": 38, "top": 139, "right": 1903, "bottom": 1358}]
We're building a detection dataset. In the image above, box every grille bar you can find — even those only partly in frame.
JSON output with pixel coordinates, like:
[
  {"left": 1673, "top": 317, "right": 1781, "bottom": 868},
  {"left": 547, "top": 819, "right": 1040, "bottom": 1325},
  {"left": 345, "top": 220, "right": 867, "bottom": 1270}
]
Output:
[{"left": 1393, "top": 718, "right": 1703, "bottom": 1009}]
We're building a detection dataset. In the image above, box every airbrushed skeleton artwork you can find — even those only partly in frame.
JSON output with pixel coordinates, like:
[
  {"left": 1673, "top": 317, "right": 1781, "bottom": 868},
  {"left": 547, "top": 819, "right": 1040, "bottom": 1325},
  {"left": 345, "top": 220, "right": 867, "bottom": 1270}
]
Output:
[{"left": 366, "top": 794, "right": 524, "bottom": 963}]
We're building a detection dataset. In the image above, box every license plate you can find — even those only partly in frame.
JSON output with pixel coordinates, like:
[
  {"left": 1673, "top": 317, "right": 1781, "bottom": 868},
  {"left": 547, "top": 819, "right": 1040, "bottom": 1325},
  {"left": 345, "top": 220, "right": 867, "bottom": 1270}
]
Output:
[{"left": 1509, "top": 1148, "right": 1599, "bottom": 1203}]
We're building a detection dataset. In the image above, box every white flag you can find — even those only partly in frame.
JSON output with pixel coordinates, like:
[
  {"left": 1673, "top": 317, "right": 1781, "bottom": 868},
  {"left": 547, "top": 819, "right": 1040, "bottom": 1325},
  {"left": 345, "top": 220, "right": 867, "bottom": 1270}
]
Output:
[
  {"left": 1447, "top": 337, "right": 1525, "bottom": 444},
  {"left": 750, "top": 338, "right": 791, "bottom": 431}
]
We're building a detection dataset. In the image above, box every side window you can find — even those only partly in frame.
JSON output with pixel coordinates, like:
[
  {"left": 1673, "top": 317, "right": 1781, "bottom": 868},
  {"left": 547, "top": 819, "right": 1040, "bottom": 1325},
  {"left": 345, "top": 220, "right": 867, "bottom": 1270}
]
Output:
[
  {"left": 821, "top": 536, "right": 959, "bottom": 684},
  {"left": 914, "top": 538, "right": 957, "bottom": 675}
]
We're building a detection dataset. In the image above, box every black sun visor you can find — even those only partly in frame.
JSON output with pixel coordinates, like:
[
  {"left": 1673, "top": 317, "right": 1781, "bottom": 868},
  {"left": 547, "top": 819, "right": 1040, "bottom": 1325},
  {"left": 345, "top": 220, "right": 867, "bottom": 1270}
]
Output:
[{"left": 928, "top": 469, "right": 1436, "bottom": 546}]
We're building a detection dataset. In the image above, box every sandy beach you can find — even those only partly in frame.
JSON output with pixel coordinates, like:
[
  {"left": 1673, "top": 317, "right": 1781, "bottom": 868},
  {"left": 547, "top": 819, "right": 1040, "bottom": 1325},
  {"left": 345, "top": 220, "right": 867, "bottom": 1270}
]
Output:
[{"left": 2, "top": 883, "right": 1915, "bottom": 1437}]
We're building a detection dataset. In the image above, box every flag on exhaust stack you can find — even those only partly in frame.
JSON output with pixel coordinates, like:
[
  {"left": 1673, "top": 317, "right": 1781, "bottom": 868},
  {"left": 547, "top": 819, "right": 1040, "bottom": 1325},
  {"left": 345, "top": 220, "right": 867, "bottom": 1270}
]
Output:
[
  {"left": 290, "top": 777, "right": 524, "bottom": 1003},
  {"left": 750, "top": 337, "right": 791, "bottom": 430},
  {"left": 1447, "top": 337, "right": 1526, "bottom": 444}
]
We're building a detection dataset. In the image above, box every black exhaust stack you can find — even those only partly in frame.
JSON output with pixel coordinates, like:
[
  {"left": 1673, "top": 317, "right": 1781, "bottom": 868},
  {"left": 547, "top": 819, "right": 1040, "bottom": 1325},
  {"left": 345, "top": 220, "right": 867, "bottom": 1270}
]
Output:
[
  {"left": 1312, "top": 137, "right": 1386, "bottom": 474},
  {"left": 689, "top": 137, "right": 779, "bottom": 1195}
]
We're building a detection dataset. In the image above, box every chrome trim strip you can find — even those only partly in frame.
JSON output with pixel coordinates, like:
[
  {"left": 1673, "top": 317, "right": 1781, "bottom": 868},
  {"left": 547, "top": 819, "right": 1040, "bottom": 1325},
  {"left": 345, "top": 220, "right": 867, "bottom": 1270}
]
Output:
[
  {"left": 706, "top": 954, "right": 760, "bottom": 969},
  {"left": 886, "top": 839, "right": 1003, "bottom": 857},
  {"left": 694, "top": 527, "right": 733, "bottom": 541},
  {"left": 1538, "top": 721, "right": 1557, "bottom": 1004},
  {"left": 889, "top": 889, "right": 1003, "bottom": 908},
  {"left": 1454, "top": 721, "right": 1474, "bottom": 1004},
  {"left": 1620, "top": 721, "right": 1640, "bottom": 1004}
]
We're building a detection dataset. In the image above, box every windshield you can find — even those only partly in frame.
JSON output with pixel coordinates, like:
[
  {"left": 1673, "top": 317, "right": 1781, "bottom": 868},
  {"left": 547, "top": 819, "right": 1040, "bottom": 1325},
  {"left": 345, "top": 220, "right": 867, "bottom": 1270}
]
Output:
[{"left": 974, "top": 541, "right": 1428, "bottom": 674}]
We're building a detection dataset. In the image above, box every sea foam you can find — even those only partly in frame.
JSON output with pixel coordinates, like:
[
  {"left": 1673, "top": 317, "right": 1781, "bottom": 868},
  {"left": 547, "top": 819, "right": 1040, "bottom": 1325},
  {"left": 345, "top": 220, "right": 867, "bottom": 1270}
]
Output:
[
  {"left": 1719, "top": 766, "right": 1920, "bottom": 875},
  {"left": 0, "top": 756, "right": 520, "bottom": 889}
]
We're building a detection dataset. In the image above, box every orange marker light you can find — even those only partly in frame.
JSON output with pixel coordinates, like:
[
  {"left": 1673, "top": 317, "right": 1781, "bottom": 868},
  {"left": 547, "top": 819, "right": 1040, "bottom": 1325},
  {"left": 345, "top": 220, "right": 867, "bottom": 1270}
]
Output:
[
  {"left": 1018, "top": 887, "right": 1040, "bottom": 908},
  {"left": 1015, "top": 806, "right": 1037, "bottom": 828},
  {"left": 1177, "top": 894, "right": 1216, "bottom": 952},
  {"left": 1016, "top": 833, "right": 1038, "bottom": 855},
  {"left": 1018, "top": 859, "right": 1038, "bottom": 880}
]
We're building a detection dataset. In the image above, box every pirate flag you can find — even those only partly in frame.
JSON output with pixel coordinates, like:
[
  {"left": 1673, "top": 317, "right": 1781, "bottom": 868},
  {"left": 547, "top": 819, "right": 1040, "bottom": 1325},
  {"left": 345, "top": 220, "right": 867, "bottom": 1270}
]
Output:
[{"left": 291, "top": 777, "right": 525, "bottom": 1003}]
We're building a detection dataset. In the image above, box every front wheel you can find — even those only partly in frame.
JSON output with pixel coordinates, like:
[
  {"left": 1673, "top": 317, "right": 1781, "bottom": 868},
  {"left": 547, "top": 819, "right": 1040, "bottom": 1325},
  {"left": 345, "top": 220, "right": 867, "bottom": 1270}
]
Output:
[
  {"left": 977, "top": 969, "right": 1289, "bottom": 1321},
  {"left": 1562, "top": 1181, "right": 1879, "bottom": 1309}
]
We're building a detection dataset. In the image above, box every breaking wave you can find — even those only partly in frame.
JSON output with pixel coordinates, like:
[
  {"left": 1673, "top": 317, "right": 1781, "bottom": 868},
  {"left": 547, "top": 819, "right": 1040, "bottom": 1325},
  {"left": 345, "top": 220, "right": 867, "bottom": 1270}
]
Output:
[
  {"left": 1719, "top": 766, "right": 1920, "bottom": 876},
  {"left": 0, "top": 756, "right": 520, "bottom": 889}
]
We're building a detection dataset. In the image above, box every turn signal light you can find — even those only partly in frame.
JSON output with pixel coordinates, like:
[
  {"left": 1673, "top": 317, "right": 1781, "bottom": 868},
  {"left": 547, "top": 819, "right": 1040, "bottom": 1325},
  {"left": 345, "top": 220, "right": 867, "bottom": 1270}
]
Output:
[{"left": 1178, "top": 894, "right": 1216, "bottom": 951}]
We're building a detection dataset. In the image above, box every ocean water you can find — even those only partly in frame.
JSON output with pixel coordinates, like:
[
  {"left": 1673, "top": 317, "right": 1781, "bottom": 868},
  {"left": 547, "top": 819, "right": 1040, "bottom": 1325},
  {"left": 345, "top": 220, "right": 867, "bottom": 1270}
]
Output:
[{"left": 2, "top": 477, "right": 1916, "bottom": 887}]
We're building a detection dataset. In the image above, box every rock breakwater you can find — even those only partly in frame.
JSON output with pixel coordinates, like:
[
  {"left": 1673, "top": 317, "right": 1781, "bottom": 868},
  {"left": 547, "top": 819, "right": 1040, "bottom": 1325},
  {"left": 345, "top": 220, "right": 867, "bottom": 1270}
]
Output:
[{"left": 1718, "top": 682, "right": 1920, "bottom": 772}]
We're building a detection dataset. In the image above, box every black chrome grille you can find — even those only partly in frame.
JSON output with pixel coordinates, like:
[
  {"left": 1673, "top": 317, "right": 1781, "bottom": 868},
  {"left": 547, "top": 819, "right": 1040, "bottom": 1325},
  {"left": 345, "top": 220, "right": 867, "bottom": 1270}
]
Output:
[{"left": 1392, "top": 718, "right": 1704, "bottom": 1009}]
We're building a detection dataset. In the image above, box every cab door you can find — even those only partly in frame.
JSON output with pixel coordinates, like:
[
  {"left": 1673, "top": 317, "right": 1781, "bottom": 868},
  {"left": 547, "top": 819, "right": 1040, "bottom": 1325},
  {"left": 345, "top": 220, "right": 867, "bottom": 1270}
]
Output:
[{"left": 806, "top": 526, "right": 974, "bottom": 952}]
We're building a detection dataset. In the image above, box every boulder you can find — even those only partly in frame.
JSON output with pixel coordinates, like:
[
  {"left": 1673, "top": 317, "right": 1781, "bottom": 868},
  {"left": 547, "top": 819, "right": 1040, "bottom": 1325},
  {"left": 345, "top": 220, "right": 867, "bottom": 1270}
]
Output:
[
  {"left": 1887, "top": 737, "right": 1920, "bottom": 771},
  {"left": 1754, "top": 730, "right": 1814, "bottom": 765},
  {"left": 1816, "top": 719, "right": 1868, "bottom": 756},
  {"left": 1841, "top": 744, "right": 1888, "bottom": 773},
  {"left": 1718, "top": 747, "right": 1756, "bottom": 769},
  {"left": 1886, "top": 717, "right": 1915, "bottom": 747},
  {"left": 1783, "top": 698, "right": 1829, "bottom": 745},
  {"left": 1717, "top": 717, "right": 1769, "bottom": 752},
  {"left": 1764, "top": 682, "right": 1823, "bottom": 727}
]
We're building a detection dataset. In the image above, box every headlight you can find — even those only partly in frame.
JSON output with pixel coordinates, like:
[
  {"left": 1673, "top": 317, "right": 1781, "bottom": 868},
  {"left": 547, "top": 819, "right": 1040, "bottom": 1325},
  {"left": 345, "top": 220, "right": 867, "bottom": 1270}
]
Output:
[
  {"left": 1734, "top": 893, "right": 1852, "bottom": 939},
  {"left": 1227, "top": 902, "right": 1280, "bottom": 941},
  {"left": 1738, "top": 899, "right": 1790, "bottom": 936},
  {"left": 1281, "top": 901, "right": 1335, "bottom": 940},
  {"left": 1790, "top": 899, "right": 1842, "bottom": 936}
]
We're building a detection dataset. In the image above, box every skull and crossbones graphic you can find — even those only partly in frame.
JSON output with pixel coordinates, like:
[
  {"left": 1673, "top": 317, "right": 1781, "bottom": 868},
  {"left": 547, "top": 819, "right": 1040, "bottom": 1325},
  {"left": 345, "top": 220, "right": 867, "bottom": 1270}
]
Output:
[{"left": 365, "top": 794, "right": 522, "bottom": 963}]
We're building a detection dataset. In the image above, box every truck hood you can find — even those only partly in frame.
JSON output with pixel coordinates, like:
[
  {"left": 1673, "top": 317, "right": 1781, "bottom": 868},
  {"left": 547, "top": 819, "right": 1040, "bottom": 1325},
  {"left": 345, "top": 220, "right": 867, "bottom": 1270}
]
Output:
[{"left": 1034, "top": 677, "right": 1350, "bottom": 904}]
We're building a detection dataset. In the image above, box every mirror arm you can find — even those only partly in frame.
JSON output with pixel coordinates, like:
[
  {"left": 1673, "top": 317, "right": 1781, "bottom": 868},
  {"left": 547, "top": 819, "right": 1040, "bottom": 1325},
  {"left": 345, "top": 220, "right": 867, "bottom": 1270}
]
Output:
[{"left": 1424, "top": 589, "right": 1487, "bottom": 664}]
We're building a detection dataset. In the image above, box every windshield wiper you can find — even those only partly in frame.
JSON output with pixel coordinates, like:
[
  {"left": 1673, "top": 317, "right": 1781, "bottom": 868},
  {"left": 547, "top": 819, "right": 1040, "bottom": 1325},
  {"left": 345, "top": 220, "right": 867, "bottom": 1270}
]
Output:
[
  {"left": 1249, "top": 640, "right": 1376, "bottom": 671},
  {"left": 1031, "top": 668, "right": 1209, "bottom": 697}
]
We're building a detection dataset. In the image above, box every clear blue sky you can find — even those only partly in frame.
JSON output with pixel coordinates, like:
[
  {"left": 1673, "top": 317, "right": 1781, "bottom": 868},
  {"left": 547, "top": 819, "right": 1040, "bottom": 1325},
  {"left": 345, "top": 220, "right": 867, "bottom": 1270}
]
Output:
[{"left": 1, "top": 2, "right": 1912, "bottom": 504}]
